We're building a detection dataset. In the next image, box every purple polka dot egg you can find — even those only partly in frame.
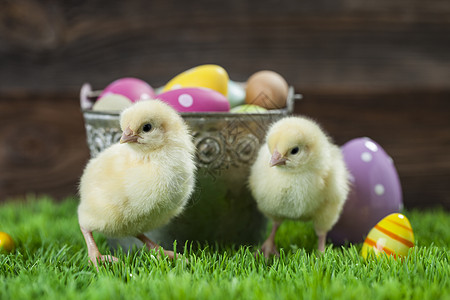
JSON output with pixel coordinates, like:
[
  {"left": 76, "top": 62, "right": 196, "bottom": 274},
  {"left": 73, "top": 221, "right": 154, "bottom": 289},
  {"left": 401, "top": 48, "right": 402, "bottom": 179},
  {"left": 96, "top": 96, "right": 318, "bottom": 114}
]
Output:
[
  {"left": 156, "top": 87, "right": 230, "bottom": 112},
  {"left": 329, "top": 137, "right": 403, "bottom": 244},
  {"left": 99, "top": 77, "right": 156, "bottom": 103}
]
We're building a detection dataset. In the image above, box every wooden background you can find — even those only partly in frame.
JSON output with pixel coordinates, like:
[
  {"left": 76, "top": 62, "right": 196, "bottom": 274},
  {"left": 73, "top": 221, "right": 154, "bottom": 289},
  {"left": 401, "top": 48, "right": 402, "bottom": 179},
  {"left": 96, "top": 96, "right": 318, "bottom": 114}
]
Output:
[{"left": 0, "top": 0, "right": 449, "bottom": 209}]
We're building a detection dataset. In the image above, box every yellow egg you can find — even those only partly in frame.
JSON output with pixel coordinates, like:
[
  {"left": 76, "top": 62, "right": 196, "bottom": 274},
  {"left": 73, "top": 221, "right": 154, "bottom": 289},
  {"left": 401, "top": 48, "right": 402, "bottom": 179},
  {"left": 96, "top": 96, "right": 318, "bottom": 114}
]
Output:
[
  {"left": 162, "top": 64, "right": 229, "bottom": 96},
  {"left": 0, "top": 232, "right": 15, "bottom": 253},
  {"left": 361, "top": 213, "right": 414, "bottom": 260}
]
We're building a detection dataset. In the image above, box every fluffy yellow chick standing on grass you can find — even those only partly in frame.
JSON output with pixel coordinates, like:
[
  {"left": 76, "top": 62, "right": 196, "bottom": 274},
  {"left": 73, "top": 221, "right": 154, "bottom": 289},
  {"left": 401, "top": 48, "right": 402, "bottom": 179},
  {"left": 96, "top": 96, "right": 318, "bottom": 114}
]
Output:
[
  {"left": 249, "top": 117, "right": 350, "bottom": 258},
  {"left": 78, "top": 100, "right": 196, "bottom": 267}
]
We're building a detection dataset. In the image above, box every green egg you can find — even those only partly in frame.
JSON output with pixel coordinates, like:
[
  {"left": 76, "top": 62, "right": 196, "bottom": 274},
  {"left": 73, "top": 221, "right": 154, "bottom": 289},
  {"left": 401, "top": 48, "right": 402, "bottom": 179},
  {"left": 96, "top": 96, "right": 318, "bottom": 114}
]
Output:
[
  {"left": 227, "top": 80, "right": 246, "bottom": 108},
  {"left": 230, "top": 104, "right": 268, "bottom": 113}
]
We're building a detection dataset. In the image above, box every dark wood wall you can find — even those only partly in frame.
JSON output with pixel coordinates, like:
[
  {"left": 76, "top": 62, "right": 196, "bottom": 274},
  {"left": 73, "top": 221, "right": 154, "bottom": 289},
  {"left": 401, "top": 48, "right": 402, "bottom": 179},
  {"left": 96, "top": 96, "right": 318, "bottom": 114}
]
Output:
[{"left": 1, "top": 0, "right": 449, "bottom": 209}]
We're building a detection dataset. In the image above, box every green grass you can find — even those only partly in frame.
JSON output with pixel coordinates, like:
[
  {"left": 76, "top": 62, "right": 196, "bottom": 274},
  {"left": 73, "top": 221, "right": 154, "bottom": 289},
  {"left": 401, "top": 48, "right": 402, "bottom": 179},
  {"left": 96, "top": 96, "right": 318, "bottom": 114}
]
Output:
[{"left": 1, "top": 195, "right": 449, "bottom": 300}]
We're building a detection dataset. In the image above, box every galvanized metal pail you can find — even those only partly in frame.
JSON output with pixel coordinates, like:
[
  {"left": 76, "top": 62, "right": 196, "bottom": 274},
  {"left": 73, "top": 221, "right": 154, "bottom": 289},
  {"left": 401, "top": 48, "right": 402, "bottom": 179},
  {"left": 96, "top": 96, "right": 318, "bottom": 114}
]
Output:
[{"left": 80, "top": 84, "right": 298, "bottom": 249}]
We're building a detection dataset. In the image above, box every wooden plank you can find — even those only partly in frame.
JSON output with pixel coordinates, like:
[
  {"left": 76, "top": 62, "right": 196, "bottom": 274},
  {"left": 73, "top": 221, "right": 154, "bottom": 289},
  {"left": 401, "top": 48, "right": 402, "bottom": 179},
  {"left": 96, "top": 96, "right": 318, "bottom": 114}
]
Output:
[
  {"left": 0, "top": 1, "right": 449, "bottom": 94},
  {"left": 0, "top": 95, "right": 89, "bottom": 200}
]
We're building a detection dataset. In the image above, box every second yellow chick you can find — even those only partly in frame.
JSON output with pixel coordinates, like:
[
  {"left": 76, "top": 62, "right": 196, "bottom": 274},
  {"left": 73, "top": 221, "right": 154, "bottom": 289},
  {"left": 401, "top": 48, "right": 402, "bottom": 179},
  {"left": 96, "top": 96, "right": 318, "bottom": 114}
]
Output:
[{"left": 249, "top": 116, "right": 350, "bottom": 257}]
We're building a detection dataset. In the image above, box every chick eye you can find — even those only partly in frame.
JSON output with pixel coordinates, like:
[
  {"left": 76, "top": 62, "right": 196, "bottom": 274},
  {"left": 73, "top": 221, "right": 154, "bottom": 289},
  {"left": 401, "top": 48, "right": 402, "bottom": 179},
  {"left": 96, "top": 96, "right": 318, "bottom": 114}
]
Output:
[
  {"left": 142, "top": 123, "right": 152, "bottom": 132},
  {"left": 290, "top": 147, "right": 300, "bottom": 155}
]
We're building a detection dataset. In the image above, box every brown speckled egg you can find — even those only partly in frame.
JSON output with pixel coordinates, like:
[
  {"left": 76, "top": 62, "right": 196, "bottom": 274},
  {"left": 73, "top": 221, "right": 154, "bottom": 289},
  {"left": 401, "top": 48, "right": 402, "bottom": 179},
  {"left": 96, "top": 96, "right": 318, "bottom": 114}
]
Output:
[{"left": 245, "top": 70, "right": 288, "bottom": 110}]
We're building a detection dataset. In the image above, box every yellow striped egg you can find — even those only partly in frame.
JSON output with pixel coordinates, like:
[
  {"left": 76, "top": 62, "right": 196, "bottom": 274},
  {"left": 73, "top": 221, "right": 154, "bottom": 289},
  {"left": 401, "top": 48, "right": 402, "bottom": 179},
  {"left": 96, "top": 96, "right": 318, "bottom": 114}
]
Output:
[{"left": 361, "top": 213, "right": 414, "bottom": 259}]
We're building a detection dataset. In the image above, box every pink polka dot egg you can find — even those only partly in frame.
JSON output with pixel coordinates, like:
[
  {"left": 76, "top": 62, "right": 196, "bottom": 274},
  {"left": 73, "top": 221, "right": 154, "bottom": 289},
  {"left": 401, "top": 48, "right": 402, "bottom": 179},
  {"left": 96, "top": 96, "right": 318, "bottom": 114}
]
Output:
[
  {"left": 329, "top": 137, "right": 403, "bottom": 244},
  {"left": 99, "top": 77, "right": 156, "bottom": 103},
  {"left": 156, "top": 87, "right": 230, "bottom": 112}
]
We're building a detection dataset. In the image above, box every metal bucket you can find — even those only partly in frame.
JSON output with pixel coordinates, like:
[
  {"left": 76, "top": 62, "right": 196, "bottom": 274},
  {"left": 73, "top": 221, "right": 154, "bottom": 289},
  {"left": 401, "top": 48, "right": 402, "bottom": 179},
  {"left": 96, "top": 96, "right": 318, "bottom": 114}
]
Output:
[{"left": 80, "top": 84, "right": 298, "bottom": 249}]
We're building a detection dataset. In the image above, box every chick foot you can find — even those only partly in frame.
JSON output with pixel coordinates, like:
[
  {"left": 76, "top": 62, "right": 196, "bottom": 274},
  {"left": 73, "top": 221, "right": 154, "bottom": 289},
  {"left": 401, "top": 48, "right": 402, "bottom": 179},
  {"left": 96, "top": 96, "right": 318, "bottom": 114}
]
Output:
[
  {"left": 80, "top": 227, "right": 119, "bottom": 269},
  {"left": 137, "top": 234, "right": 179, "bottom": 260},
  {"left": 257, "top": 221, "right": 281, "bottom": 258},
  {"left": 260, "top": 239, "right": 280, "bottom": 258},
  {"left": 92, "top": 255, "right": 119, "bottom": 266}
]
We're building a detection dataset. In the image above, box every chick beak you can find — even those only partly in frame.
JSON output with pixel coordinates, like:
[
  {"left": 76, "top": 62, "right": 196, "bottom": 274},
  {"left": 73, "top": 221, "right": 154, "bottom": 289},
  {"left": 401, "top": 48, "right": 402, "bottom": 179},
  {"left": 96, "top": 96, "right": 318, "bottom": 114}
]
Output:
[
  {"left": 120, "top": 127, "right": 140, "bottom": 144},
  {"left": 270, "top": 150, "right": 287, "bottom": 167}
]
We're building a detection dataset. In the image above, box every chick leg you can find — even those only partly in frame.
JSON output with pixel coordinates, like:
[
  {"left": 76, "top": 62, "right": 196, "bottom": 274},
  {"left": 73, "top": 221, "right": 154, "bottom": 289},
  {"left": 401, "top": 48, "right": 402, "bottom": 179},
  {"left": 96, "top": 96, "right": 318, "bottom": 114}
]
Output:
[
  {"left": 260, "top": 221, "right": 281, "bottom": 258},
  {"left": 317, "top": 232, "right": 327, "bottom": 253},
  {"left": 137, "top": 234, "right": 176, "bottom": 259},
  {"left": 313, "top": 198, "right": 343, "bottom": 253},
  {"left": 80, "top": 226, "right": 119, "bottom": 267}
]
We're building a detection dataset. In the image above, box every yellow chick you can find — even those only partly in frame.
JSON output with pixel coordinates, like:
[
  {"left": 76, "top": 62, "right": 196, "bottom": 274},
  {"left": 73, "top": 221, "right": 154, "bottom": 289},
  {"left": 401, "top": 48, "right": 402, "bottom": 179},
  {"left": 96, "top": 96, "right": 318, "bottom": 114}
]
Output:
[
  {"left": 78, "top": 100, "right": 196, "bottom": 266},
  {"left": 249, "top": 116, "right": 350, "bottom": 257}
]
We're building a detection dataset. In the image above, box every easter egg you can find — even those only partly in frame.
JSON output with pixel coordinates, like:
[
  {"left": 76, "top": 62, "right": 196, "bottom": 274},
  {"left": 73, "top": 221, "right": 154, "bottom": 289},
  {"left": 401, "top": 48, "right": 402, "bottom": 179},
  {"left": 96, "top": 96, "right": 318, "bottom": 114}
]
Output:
[
  {"left": 361, "top": 213, "right": 414, "bottom": 259},
  {"left": 230, "top": 104, "right": 267, "bottom": 113},
  {"left": 92, "top": 94, "right": 133, "bottom": 112},
  {"left": 328, "top": 137, "right": 403, "bottom": 244},
  {"left": 156, "top": 87, "right": 230, "bottom": 112},
  {"left": 80, "top": 83, "right": 94, "bottom": 110},
  {"left": 227, "top": 80, "right": 246, "bottom": 108},
  {"left": 99, "top": 77, "right": 155, "bottom": 102},
  {"left": 162, "top": 64, "right": 229, "bottom": 96},
  {"left": 154, "top": 85, "right": 165, "bottom": 95},
  {"left": 0, "top": 232, "right": 15, "bottom": 253},
  {"left": 245, "top": 70, "right": 288, "bottom": 110}
]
